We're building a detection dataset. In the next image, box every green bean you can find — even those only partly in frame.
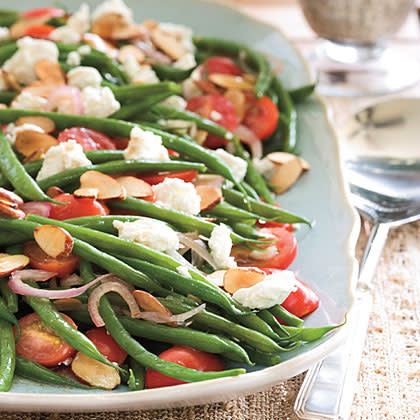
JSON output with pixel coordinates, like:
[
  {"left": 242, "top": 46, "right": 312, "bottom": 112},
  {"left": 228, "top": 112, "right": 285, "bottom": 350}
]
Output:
[
  {"left": 0, "top": 279, "right": 18, "bottom": 313},
  {"left": 235, "top": 312, "right": 281, "bottom": 342},
  {"left": 0, "top": 91, "right": 15, "bottom": 105},
  {"left": 270, "top": 305, "right": 303, "bottom": 328},
  {"left": 128, "top": 359, "right": 145, "bottom": 391},
  {"left": 244, "top": 158, "right": 275, "bottom": 204},
  {"left": 100, "top": 296, "right": 246, "bottom": 382},
  {"left": 112, "top": 82, "right": 182, "bottom": 103},
  {"left": 0, "top": 132, "right": 61, "bottom": 203},
  {"left": 15, "top": 356, "right": 94, "bottom": 390},
  {"left": 159, "top": 297, "right": 283, "bottom": 354},
  {"left": 258, "top": 309, "right": 289, "bottom": 338},
  {"left": 0, "top": 43, "right": 16, "bottom": 65},
  {"left": 222, "top": 187, "right": 310, "bottom": 225},
  {"left": 152, "top": 62, "right": 195, "bottom": 81},
  {"left": 194, "top": 37, "right": 271, "bottom": 98},
  {"left": 289, "top": 84, "right": 316, "bottom": 104},
  {"left": 0, "top": 318, "right": 15, "bottom": 391},
  {"left": 0, "top": 9, "right": 19, "bottom": 27},
  {"left": 205, "top": 201, "right": 260, "bottom": 223},
  {"left": 0, "top": 297, "right": 20, "bottom": 340},
  {"left": 283, "top": 320, "right": 345, "bottom": 342},
  {"left": 66, "top": 215, "right": 156, "bottom": 233},
  {"left": 240, "top": 181, "right": 260, "bottom": 201},
  {"left": 242, "top": 346, "right": 281, "bottom": 367},
  {"left": 231, "top": 222, "right": 267, "bottom": 240},
  {"left": 37, "top": 160, "right": 206, "bottom": 190}
]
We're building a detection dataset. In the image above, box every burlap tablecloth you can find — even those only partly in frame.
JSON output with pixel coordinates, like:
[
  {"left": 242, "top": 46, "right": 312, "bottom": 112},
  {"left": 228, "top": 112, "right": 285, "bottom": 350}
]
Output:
[{"left": 2, "top": 219, "right": 419, "bottom": 419}]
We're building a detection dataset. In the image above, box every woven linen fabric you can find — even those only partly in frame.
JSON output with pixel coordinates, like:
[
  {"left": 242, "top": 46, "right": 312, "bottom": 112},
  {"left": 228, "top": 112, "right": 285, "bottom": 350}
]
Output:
[{"left": 2, "top": 220, "right": 419, "bottom": 420}]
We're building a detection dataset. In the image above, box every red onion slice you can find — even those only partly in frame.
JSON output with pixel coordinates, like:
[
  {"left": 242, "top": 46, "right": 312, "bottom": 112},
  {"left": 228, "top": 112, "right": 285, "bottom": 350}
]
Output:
[
  {"left": 134, "top": 41, "right": 172, "bottom": 64},
  {"left": 22, "top": 202, "right": 53, "bottom": 218},
  {"left": 88, "top": 281, "right": 141, "bottom": 327},
  {"left": 8, "top": 269, "right": 101, "bottom": 299},
  {"left": 234, "top": 124, "right": 262, "bottom": 160},
  {"left": 178, "top": 234, "right": 217, "bottom": 269},
  {"left": 46, "top": 86, "right": 84, "bottom": 115}
]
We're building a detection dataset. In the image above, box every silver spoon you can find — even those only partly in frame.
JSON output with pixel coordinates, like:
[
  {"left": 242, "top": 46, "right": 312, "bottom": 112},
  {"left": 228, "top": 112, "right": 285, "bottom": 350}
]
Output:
[{"left": 295, "top": 97, "right": 420, "bottom": 420}]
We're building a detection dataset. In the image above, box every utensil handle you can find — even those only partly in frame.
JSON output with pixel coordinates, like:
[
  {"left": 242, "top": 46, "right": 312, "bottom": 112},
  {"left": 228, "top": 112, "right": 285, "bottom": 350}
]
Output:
[{"left": 294, "top": 222, "right": 390, "bottom": 420}]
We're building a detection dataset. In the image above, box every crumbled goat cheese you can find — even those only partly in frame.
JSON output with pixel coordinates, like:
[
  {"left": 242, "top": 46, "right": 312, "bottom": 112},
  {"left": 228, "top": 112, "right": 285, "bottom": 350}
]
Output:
[
  {"left": 81, "top": 86, "right": 120, "bottom": 118},
  {"left": 3, "top": 37, "right": 59, "bottom": 85},
  {"left": 113, "top": 219, "right": 179, "bottom": 253},
  {"left": 67, "top": 66, "right": 102, "bottom": 89},
  {"left": 173, "top": 53, "right": 196, "bottom": 70},
  {"left": 152, "top": 178, "right": 201, "bottom": 215},
  {"left": 124, "top": 127, "right": 170, "bottom": 161},
  {"left": 66, "top": 51, "right": 81, "bottom": 66},
  {"left": 232, "top": 270, "right": 297, "bottom": 309},
  {"left": 77, "top": 45, "right": 91, "bottom": 55},
  {"left": 252, "top": 157, "right": 276, "bottom": 181},
  {"left": 208, "top": 224, "right": 237, "bottom": 270},
  {"left": 122, "top": 56, "right": 159, "bottom": 84},
  {"left": 92, "top": 0, "right": 133, "bottom": 24},
  {"left": 36, "top": 140, "right": 92, "bottom": 181},
  {"left": 50, "top": 26, "right": 81, "bottom": 44},
  {"left": 159, "top": 23, "right": 194, "bottom": 52},
  {"left": 176, "top": 266, "right": 191, "bottom": 277},
  {"left": 181, "top": 67, "right": 202, "bottom": 100},
  {"left": 6, "top": 123, "right": 44, "bottom": 145},
  {"left": 161, "top": 95, "right": 187, "bottom": 110},
  {"left": 11, "top": 91, "right": 47, "bottom": 111},
  {"left": 214, "top": 148, "right": 248, "bottom": 182},
  {"left": 249, "top": 245, "right": 278, "bottom": 261},
  {"left": 0, "top": 27, "right": 10, "bottom": 41}
]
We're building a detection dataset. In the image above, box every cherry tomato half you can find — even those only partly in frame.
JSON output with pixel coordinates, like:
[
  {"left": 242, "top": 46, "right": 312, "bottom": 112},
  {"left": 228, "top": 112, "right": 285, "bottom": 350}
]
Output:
[
  {"left": 49, "top": 193, "right": 109, "bottom": 221},
  {"left": 23, "top": 241, "right": 80, "bottom": 278},
  {"left": 203, "top": 57, "right": 242, "bottom": 76},
  {"left": 23, "top": 24, "right": 55, "bottom": 39},
  {"left": 21, "top": 7, "right": 65, "bottom": 19},
  {"left": 243, "top": 95, "right": 279, "bottom": 140},
  {"left": 85, "top": 328, "right": 127, "bottom": 366},
  {"left": 186, "top": 94, "right": 239, "bottom": 148},
  {"left": 137, "top": 170, "right": 198, "bottom": 186},
  {"left": 145, "top": 346, "right": 224, "bottom": 388},
  {"left": 14, "top": 312, "right": 77, "bottom": 367},
  {"left": 57, "top": 127, "right": 116, "bottom": 151}
]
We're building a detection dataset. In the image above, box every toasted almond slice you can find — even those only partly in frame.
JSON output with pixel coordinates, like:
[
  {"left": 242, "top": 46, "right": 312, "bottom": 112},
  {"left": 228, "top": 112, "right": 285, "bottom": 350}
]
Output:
[
  {"left": 15, "top": 131, "right": 58, "bottom": 158},
  {"left": 151, "top": 28, "right": 187, "bottom": 60},
  {"left": 79, "top": 171, "right": 126, "bottom": 200},
  {"left": 115, "top": 176, "right": 153, "bottom": 198},
  {"left": 195, "top": 185, "right": 223, "bottom": 212},
  {"left": 34, "top": 59, "right": 66, "bottom": 86},
  {"left": 112, "top": 24, "right": 147, "bottom": 40},
  {"left": 23, "top": 150, "right": 45, "bottom": 164},
  {"left": 194, "top": 79, "right": 221, "bottom": 95},
  {"left": 269, "top": 155, "right": 304, "bottom": 194},
  {"left": 209, "top": 74, "right": 254, "bottom": 91},
  {"left": 46, "top": 186, "right": 65, "bottom": 198},
  {"left": 2, "top": 70, "right": 21, "bottom": 91},
  {"left": 82, "top": 33, "right": 118, "bottom": 59},
  {"left": 224, "top": 88, "right": 246, "bottom": 121},
  {"left": 16, "top": 116, "right": 56, "bottom": 133},
  {"left": 34, "top": 225, "right": 74, "bottom": 259},
  {"left": 0, "top": 254, "right": 30, "bottom": 276},
  {"left": 193, "top": 129, "right": 208, "bottom": 145},
  {"left": 267, "top": 152, "right": 297, "bottom": 165},
  {"left": 117, "top": 45, "right": 145, "bottom": 64},
  {"left": 21, "top": 83, "right": 58, "bottom": 99},
  {"left": 91, "top": 13, "right": 124, "bottom": 39},
  {"left": 223, "top": 267, "right": 266, "bottom": 294},
  {"left": 142, "top": 19, "right": 158, "bottom": 30},
  {"left": 133, "top": 290, "right": 176, "bottom": 327},
  {"left": 71, "top": 352, "right": 120, "bottom": 390},
  {"left": 0, "top": 200, "right": 26, "bottom": 219},
  {"left": 207, "top": 270, "right": 227, "bottom": 287},
  {"left": 242, "top": 73, "right": 257, "bottom": 84},
  {"left": 299, "top": 157, "right": 310, "bottom": 171},
  {"left": 193, "top": 174, "right": 224, "bottom": 190},
  {"left": 0, "top": 188, "right": 24, "bottom": 206},
  {"left": 0, "top": 197, "right": 18, "bottom": 209},
  {"left": 73, "top": 187, "right": 99, "bottom": 199}
]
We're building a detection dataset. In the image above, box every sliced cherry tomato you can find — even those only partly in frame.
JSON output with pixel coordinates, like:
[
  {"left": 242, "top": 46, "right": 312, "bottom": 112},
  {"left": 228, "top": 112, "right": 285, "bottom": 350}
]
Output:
[
  {"left": 21, "top": 7, "right": 65, "bottom": 19},
  {"left": 232, "top": 226, "right": 297, "bottom": 270},
  {"left": 14, "top": 312, "right": 77, "bottom": 367},
  {"left": 23, "top": 24, "right": 55, "bottom": 39},
  {"left": 243, "top": 95, "right": 279, "bottom": 140},
  {"left": 261, "top": 268, "right": 320, "bottom": 318},
  {"left": 23, "top": 241, "right": 80, "bottom": 278},
  {"left": 186, "top": 94, "right": 239, "bottom": 148},
  {"left": 137, "top": 170, "right": 198, "bottom": 186},
  {"left": 145, "top": 346, "right": 224, "bottom": 388},
  {"left": 57, "top": 127, "right": 116, "bottom": 151},
  {"left": 203, "top": 57, "right": 242, "bottom": 76},
  {"left": 85, "top": 328, "right": 127, "bottom": 366},
  {"left": 49, "top": 193, "right": 109, "bottom": 221},
  {"left": 111, "top": 137, "right": 130, "bottom": 150}
]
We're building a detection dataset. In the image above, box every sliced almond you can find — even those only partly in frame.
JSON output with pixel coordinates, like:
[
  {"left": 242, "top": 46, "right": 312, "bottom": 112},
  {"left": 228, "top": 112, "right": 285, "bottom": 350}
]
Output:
[
  {"left": 112, "top": 24, "right": 147, "bottom": 40},
  {"left": 21, "top": 83, "right": 58, "bottom": 99},
  {"left": 117, "top": 45, "right": 145, "bottom": 64},
  {"left": 34, "top": 59, "right": 66, "bottom": 86},
  {"left": 46, "top": 186, "right": 65, "bottom": 199},
  {"left": 142, "top": 19, "right": 158, "bottom": 31},
  {"left": 115, "top": 176, "right": 153, "bottom": 198},
  {"left": 0, "top": 254, "right": 30, "bottom": 276},
  {"left": 223, "top": 267, "right": 266, "bottom": 294},
  {"left": 209, "top": 74, "right": 254, "bottom": 91},
  {"left": 73, "top": 187, "right": 99, "bottom": 199},
  {"left": 16, "top": 116, "right": 55, "bottom": 134},
  {"left": 224, "top": 88, "right": 246, "bottom": 122},
  {"left": 79, "top": 170, "right": 126, "bottom": 200},
  {"left": 83, "top": 33, "right": 118, "bottom": 59},
  {"left": 267, "top": 153, "right": 304, "bottom": 194},
  {"left": 193, "top": 129, "right": 208, "bottom": 145},
  {"left": 299, "top": 157, "right": 310, "bottom": 171},
  {"left": 133, "top": 290, "right": 176, "bottom": 327},
  {"left": 195, "top": 185, "right": 223, "bottom": 212},
  {"left": 242, "top": 73, "right": 257, "bottom": 84},
  {"left": 71, "top": 352, "right": 120, "bottom": 390},
  {"left": 15, "top": 131, "right": 58, "bottom": 158},
  {"left": 194, "top": 79, "right": 221, "bottom": 95},
  {"left": 207, "top": 270, "right": 227, "bottom": 287},
  {"left": 193, "top": 174, "right": 224, "bottom": 190},
  {"left": 91, "top": 13, "right": 124, "bottom": 39},
  {"left": 0, "top": 197, "right": 18, "bottom": 209},
  {"left": 151, "top": 28, "right": 187, "bottom": 60},
  {"left": 22, "top": 150, "right": 45, "bottom": 164},
  {"left": 0, "top": 188, "right": 24, "bottom": 206},
  {"left": 0, "top": 200, "right": 26, "bottom": 219},
  {"left": 3, "top": 71, "right": 21, "bottom": 92},
  {"left": 34, "top": 225, "right": 74, "bottom": 259},
  {"left": 267, "top": 152, "right": 297, "bottom": 165}
]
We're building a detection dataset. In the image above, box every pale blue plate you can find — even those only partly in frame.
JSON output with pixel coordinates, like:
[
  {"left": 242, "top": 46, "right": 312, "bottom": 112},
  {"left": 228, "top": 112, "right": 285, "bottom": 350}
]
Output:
[{"left": 1, "top": 0, "right": 359, "bottom": 411}]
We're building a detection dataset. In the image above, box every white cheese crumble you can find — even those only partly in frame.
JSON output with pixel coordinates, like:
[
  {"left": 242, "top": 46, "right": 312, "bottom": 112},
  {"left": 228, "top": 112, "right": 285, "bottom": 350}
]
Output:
[
  {"left": 173, "top": 53, "right": 196, "bottom": 70},
  {"left": 124, "top": 127, "right": 169, "bottom": 161},
  {"left": 252, "top": 157, "right": 276, "bottom": 181},
  {"left": 50, "top": 26, "right": 81, "bottom": 44},
  {"left": 214, "top": 148, "right": 248, "bottom": 182},
  {"left": 0, "top": 27, "right": 10, "bottom": 41},
  {"left": 159, "top": 23, "right": 195, "bottom": 53},
  {"left": 92, "top": 0, "right": 133, "bottom": 25},
  {"left": 208, "top": 224, "right": 236, "bottom": 270},
  {"left": 3, "top": 37, "right": 59, "bottom": 85},
  {"left": 249, "top": 245, "right": 278, "bottom": 261},
  {"left": 36, "top": 140, "right": 92, "bottom": 181},
  {"left": 122, "top": 56, "right": 159, "bottom": 84},
  {"left": 67, "top": 66, "right": 102, "bottom": 89},
  {"left": 152, "top": 178, "right": 201, "bottom": 215},
  {"left": 232, "top": 270, "right": 296, "bottom": 309},
  {"left": 113, "top": 219, "right": 179, "bottom": 253},
  {"left": 77, "top": 45, "right": 91, "bottom": 55},
  {"left": 181, "top": 67, "right": 202, "bottom": 100},
  {"left": 66, "top": 51, "right": 81, "bottom": 66},
  {"left": 161, "top": 95, "right": 187, "bottom": 110},
  {"left": 176, "top": 266, "right": 191, "bottom": 277},
  {"left": 6, "top": 123, "right": 44, "bottom": 145},
  {"left": 11, "top": 91, "right": 47, "bottom": 111},
  {"left": 81, "top": 86, "right": 120, "bottom": 118}
]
